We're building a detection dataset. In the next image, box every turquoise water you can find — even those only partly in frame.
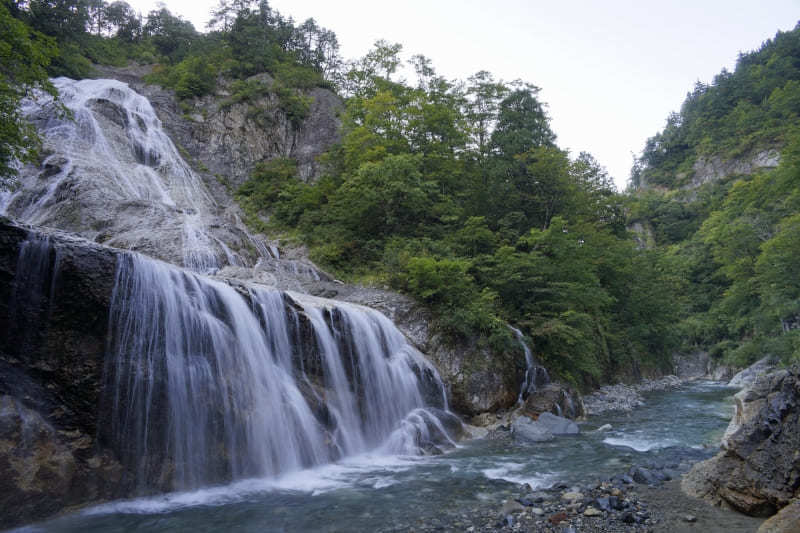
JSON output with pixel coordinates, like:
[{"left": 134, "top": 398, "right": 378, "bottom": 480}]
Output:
[{"left": 15, "top": 381, "right": 736, "bottom": 532}]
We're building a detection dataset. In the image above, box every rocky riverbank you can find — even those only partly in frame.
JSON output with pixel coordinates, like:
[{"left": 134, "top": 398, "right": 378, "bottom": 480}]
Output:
[
  {"left": 582, "top": 376, "right": 683, "bottom": 415},
  {"left": 395, "top": 447, "right": 763, "bottom": 533},
  {"left": 683, "top": 365, "right": 800, "bottom": 531}
]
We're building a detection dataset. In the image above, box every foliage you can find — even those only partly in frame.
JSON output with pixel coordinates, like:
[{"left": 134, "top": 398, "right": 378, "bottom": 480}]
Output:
[
  {"left": 0, "top": 1, "right": 58, "bottom": 185},
  {"left": 237, "top": 44, "right": 677, "bottom": 387},
  {"left": 632, "top": 24, "right": 800, "bottom": 189}
]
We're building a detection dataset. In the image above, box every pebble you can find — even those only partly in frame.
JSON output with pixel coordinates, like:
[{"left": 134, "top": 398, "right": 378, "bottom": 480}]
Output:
[
  {"left": 584, "top": 506, "right": 603, "bottom": 517},
  {"left": 561, "top": 491, "right": 584, "bottom": 501},
  {"left": 500, "top": 499, "right": 525, "bottom": 515},
  {"left": 683, "top": 514, "right": 697, "bottom": 523}
]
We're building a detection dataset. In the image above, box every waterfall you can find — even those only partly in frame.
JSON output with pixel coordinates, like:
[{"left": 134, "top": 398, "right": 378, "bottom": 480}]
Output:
[
  {"left": 105, "top": 252, "right": 457, "bottom": 492},
  {"left": 4, "top": 78, "right": 259, "bottom": 274},
  {"left": 2, "top": 77, "right": 462, "bottom": 495},
  {"left": 511, "top": 326, "right": 550, "bottom": 403}
]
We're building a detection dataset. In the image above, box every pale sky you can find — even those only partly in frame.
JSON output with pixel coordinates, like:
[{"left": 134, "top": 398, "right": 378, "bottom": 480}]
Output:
[{"left": 128, "top": 0, "right": 799, "bottom": 189}]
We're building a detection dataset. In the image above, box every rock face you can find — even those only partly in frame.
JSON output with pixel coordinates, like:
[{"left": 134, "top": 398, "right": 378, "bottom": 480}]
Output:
[
  {"left": 522, "top": 382, "right": 584, "bottom": 420},
  {"left": 682, "top": 366, "right": 800, "bottom": 518},
  {"left": 0, "top": 220, "right": 463, "bottom": 527},
  {"left": 130, "top": 70, "right": 342, "bottom": 188},
  {"left": 728, "top": 356, "right": 777, "bottom": 389},
  {"left": 330, "top": 286, "right": 522, "bottom": 415},
  {"left": 0, "top": 220, "right": 129, "bottom": 528},
  {"left": 687, "top": 149, "right": 781, "bottom": 188},
  {"left": 758, "top": 498, "right": 800, "bottom": 533}
]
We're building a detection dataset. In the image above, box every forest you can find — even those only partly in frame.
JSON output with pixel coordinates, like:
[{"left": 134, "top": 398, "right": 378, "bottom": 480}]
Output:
[{"left": 2, "top": 0, "right": 799, "bottom": 387}]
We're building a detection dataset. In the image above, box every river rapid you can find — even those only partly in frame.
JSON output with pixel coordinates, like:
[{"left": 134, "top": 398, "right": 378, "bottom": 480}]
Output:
[{"left": 14, "top": 380, "right": 736, "bottom": 532}]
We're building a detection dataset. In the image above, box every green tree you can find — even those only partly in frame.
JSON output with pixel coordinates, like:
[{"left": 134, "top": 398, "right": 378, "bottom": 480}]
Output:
[{"left": 0, "top": 2, "right": 58, "bottom": 186}]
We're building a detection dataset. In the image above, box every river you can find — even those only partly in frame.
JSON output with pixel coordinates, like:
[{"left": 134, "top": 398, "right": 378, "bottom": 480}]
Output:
[{"left": 15, "top": 380, "right": 736, "bottom": 532}]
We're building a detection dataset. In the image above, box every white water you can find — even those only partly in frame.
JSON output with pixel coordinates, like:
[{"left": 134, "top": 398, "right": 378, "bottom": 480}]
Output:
[
  {"left": 510, "top": 326, "right": 550, "bottom": 404},
  {"left": 5, "top": 78, "right": 257, "bottom": 273},
  {"left": 106, "top": 251, "right": 457, "bottom": 492},
  {"left": 5, "top": 77, "right": 468, "bottom": 526}
]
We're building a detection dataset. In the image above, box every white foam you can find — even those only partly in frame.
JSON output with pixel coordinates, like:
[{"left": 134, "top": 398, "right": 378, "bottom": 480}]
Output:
[
  {"left": 602, "top": 436, "right": 679, "bottom": 452},
  {"left": 81, "top": 453, "right": 424, "bottom": 516},
  {"left": 481, "top": 461, "right": 554, "bottom": 488}
]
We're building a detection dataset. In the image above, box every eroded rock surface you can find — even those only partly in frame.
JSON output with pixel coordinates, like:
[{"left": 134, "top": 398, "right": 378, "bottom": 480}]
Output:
[{"left": 682, "top": 367, "right": 800, "bottom": 518}]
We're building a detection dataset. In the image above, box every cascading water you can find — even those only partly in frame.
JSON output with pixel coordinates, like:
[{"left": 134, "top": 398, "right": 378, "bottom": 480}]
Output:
[
  {"left": 4, "top": 78, "right": 256, "bottom": 273},
  {"left": 105, "top": 251, "right": 458, "bottom": 492},
  {"left": 511, "top": 326, "right": 550, "bottom": 404}
]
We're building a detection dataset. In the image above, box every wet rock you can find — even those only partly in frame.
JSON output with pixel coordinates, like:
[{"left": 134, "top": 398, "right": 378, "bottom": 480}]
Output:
[
  {"left": 470, "top": 412, "right": 496, "bottom": 427},
  {"left": 500, "top": 499, "right": 525, "bottom": 515},
  {"left": 682, "top": 514, "right": 697, "bottom": 522},
  {"left": 596, "top": 496, "right": 623, "bottom": 512},
  {"left": 683, "top": 366, "right": 800, "bottom": 518},
  {"left": 535, "top": 412, "right": 579, "bottom": 435},
  {"left": 0, "top": 396, "right": 76, "bottom": 523},
  {"left": 40, "top": 156, "right": 69, "bottom": 179},
  {"left": 631, "top": 467, "right": 661, "bottom": 485},
  {"left": 511, "top": 416, "right": 554, "bottom": 442},
  {"left": 90, "top": 98, "right": 129, "bottom": 128},
  {"left": 522, "top": 382, "right": 584, "bottom": 420},
  {"left": 583, "top": 506, "right": 603, "bottom": 517}
]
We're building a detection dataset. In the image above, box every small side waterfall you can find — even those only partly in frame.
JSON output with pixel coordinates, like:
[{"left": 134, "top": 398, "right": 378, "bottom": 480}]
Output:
[
  {"left": 511, "top": 326, "right": 550, "bottom": 404},
  {"left": 105, "top": 252, "right": 457, "bottom": 492}
]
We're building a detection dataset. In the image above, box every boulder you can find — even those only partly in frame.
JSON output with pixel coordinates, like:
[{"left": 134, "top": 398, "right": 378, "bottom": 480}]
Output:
[
  {"left": 758, "top": 498, "right": 800, "bottom": 533},
  {"left": 535, "top": 412, "right": 579, "bottom": 435},
  {"left": 522, "top": 382, "right": 584, "bottom": 420},
  {"left": 728, "top": 356, "right": 777, "bottom": 389},
  {"left": 511, "top": 416, "right": 554, "bottom": 443},
  {"left": 500, "top": 499, "right": 525, "bottom": 516},
  {"left": 683, "top": 366, "right": 800, "bottom": 518}
]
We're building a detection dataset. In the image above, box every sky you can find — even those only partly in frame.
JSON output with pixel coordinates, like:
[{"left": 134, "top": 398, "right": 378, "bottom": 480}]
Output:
[{"left": 128, "top": 0, "right": 800, "bottom": 189}]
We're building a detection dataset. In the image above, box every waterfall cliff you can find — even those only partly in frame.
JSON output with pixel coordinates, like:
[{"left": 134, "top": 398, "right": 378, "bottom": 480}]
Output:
[
  {"left": 5, "top": 77, "right": 259, "bottom": 273},
  {"left": 0, "top": 76, "right": 462, "bottom": 526}
]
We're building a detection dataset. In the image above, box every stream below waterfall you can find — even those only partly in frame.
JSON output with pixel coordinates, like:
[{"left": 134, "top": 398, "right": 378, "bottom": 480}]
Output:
[{"left": 15, "top": 381, "right": 736, "bottom": 532}]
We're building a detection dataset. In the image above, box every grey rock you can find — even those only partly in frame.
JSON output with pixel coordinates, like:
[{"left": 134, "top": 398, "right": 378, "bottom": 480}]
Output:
[
  {"left": 683, "top": 366, "right": 800, "bottom": 518},
  {"left": 511, "top": 416, "right": 554, "bottom": 442},
  {"left": 631, "top": 467, "right": 660, "bottom": 485},
  {"left": 535, "top": 412, "right": 579, "bottom": 435},
  {"left": 686, "top": 149, "right": 781, "bottom": 189},
  {"left": 728, "top": 356, "right": 777, "bottom": 389},
  {"left": 500, "top": 499, "right": 525, "bottom": 515}
]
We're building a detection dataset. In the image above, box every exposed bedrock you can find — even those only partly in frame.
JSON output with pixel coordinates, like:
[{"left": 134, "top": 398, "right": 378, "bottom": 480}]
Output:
[{"left": 682, "top": 366, "right": 800, "bottom": 525}]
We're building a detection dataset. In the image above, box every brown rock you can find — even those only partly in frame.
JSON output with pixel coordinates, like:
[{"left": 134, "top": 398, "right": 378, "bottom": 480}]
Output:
[
  {"left": 758, "top": 499, "right": 800, "bottom": 533},
  {"left": 523, "top": 383, "right": 584, "bottom": 420}
]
